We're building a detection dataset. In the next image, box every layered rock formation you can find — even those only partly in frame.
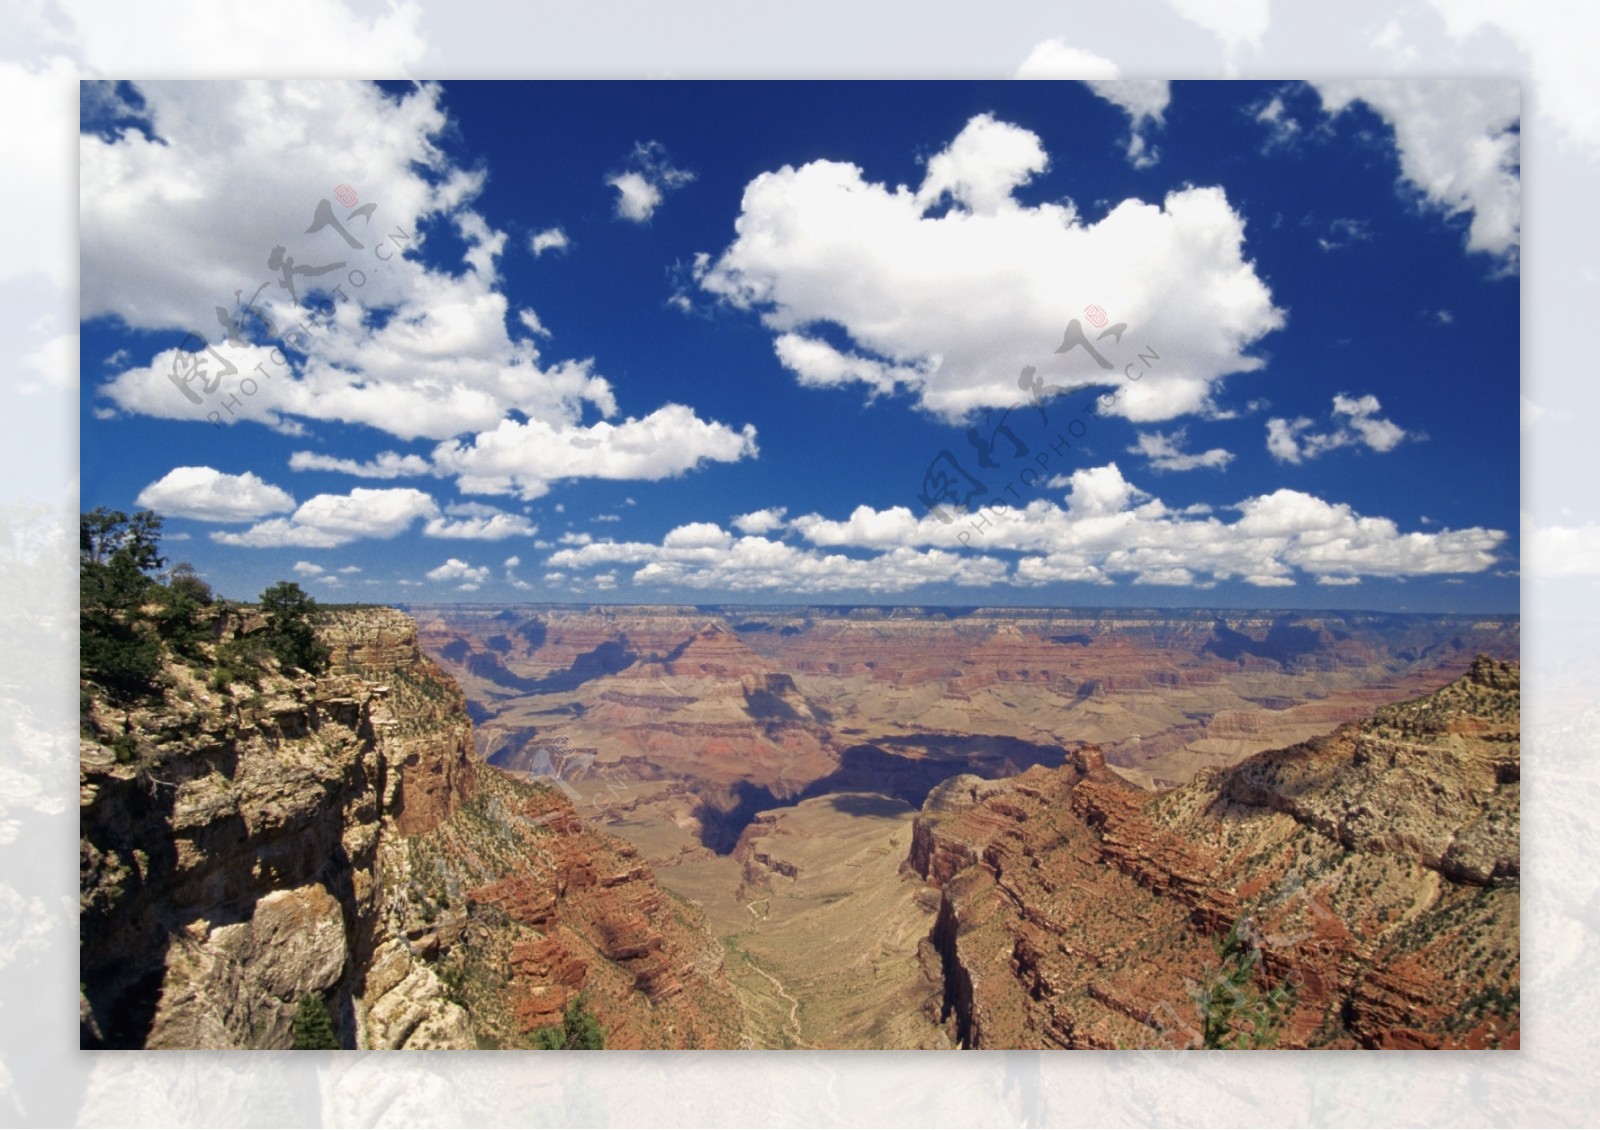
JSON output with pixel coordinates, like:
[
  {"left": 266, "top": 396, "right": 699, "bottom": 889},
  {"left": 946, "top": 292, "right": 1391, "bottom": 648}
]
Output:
[
  {"left": 402, "top": 768, "right": 740, "bottom": 1049},
  {"left": 79, "top": 607, "right": 738, "bottom": 1049},
  {"left": 911, "top": 658, "right": 1520, "bottom": 1049},
  {"left": 413, "top": 606, "right": 1519, "bottom": 826}
]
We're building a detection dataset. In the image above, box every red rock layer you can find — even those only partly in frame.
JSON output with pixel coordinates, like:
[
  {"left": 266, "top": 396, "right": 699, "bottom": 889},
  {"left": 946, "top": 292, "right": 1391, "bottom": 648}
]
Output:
[{"left": 416, "top": 769, "right": 742, "bottom": 1048}]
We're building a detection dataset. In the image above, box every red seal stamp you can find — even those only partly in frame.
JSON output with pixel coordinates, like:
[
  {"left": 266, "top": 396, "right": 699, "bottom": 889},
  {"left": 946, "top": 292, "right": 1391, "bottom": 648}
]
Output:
[
  {"left": 334, "top": 184, "right": 359, "bottom": 208},
  {"left": 1084, "top": 304, "right": 1108, "bottom": 328}
]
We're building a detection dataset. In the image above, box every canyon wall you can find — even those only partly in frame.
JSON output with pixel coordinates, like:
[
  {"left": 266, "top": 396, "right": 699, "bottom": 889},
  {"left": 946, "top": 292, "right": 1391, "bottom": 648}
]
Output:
[{"left": 79, "top": 607, "right": 739, "bottom": 1049}]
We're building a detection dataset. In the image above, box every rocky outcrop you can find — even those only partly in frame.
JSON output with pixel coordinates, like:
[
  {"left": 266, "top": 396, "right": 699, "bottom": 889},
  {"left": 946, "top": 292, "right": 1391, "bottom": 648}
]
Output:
[
  {"left": 909, "top": 774, "right": 1018, "bottom": 886},
  {"left": 322, "top": 611, "right": 477, "bottom": 836},
  {"left": 79, "top": 607, "right": 475, "bottom": 1049},
  {"left": 80, "top": 606, "right": 740, "bottom": 1050},
  {"left": 1221, "top": 658, "right": 1520, "bottom": 885},
  {"left": 914, "top": 660, "right": 1520, "bottom": 1050}
]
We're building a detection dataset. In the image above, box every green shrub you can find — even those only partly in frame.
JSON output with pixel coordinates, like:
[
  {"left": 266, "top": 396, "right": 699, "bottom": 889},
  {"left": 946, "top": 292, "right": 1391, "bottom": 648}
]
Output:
[
  {"left": 80, "top": 508, "right": 166, "bottom": 701},
  {"left": 212, "top": 634, "right": 272, "bottom": 691},
  {"left": 109, "top": 733, "right": 139, "bottom": 764},
  {"left": 530, "top": 993, "right": 605, "bottom": 1050},
  {"left": 155, "top": 564, "right": 215, "bottom": 656},
  {"left": 1193, "top": 919, "right": 1293, "bottom": 1050},
  {"left": 81, "top": 614, "right": 163, "bottom": 700}
]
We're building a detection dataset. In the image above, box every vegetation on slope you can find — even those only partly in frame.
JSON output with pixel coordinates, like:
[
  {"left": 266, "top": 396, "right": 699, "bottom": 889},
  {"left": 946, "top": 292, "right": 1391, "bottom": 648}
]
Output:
[{"left": 80, "top": 507, "right": 328, "bottom": 731}]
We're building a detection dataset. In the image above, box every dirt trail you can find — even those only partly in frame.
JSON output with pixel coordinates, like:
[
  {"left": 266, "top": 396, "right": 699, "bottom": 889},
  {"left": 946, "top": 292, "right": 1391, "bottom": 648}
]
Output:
[{"left": 744, "top": 955, "right": 808, "bottom": 1049}]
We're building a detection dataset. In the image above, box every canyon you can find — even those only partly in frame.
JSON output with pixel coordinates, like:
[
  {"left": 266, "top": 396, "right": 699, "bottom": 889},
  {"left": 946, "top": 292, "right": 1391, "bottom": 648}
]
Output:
[
  {"left": 407, "top": 604, "right": 1519, "bottom": 1048},
  {"left": 80, "top": 602, "right": 1519, "bottom": 1049}
]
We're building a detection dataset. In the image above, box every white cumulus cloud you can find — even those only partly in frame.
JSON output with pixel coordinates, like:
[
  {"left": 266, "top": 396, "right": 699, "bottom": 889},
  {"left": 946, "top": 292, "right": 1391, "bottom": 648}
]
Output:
[
  {"left": 1013, "top": 42, "right": 1169, "bottom": 167},
  {"left": 85, "top": 81, "right": 756, "bottom": 501},
  {"left": 699, "top": 113, "right": 1283, "bottom": 425},
  {"left": 1128, "top": 429, "right": 1235, "bottom": 472},
  {"left": 916, "top": 113, "right": 1050, "bottom": 215},
  {"left": 790, "top": 462, "right": 1501, "bottom": 586},
  {"left": 551, "top": 527, "right": 1011, "bottom": 595},
  {"left": 529, "top": 227, "right": 569, "bottom": 256},
  {"left": 422, "top": 502, "right": 537, "bottom": 540},
  {"left": 1085, "top": 81, "right": 1172, "bottom": 169},
  {"left": 606, "top": 141, "right": 695, "bottom": 222},
  {"left": 548, "top": 464, "right": 1503, "bottom": 593},
  {"left": 135, "top": 466, "right": 295, "bottom": 522},
  {"left": 431, "top": 404, "right": 758, "bottom": 500},
  {"left": 732, "top": 507, "right": 788, "bottom": 535},
  {"left": 1312, "top": 79, "right": 1520, "bottom": 263},
  {"left": 1255, "top": 93, "right": 1302, "bottom": 149},
  {"left": 426, "top": 558, "right": 490, "bottom": 589},
  {"left": 289, "top": 451, "right": 431, "bottom": 479},
  {"left": 502, "top": 554, "right": 532, "bottom": 590},
  {"left": 211, "top": 487, "right": 437, "bottom": 548}
]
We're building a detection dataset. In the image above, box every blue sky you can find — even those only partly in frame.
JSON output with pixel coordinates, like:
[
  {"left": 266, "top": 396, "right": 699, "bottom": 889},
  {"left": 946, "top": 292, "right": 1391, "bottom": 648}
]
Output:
[{"left": 79, "top": 79, "right": 1519, "bottom": 610}]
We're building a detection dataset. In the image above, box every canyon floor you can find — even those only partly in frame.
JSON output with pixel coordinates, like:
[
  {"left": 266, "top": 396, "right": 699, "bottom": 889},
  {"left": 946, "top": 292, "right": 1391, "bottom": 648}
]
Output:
[{"left": 407, "top": 604, "right": 1519, "bottom": 1050}]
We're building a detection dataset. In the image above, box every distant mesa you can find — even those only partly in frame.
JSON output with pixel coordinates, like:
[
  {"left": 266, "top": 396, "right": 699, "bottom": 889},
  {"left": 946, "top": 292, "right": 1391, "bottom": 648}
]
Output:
[{"left": 655, "top": 623, "right": 773, "bottom": 679}]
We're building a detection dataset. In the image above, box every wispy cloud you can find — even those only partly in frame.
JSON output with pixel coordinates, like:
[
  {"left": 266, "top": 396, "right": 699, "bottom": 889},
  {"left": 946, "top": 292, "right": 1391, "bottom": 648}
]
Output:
[
  {"left": 606, "top": 140, "right": 696, "bottom": 222},
  {"left": 1267, "top": 394, "right": 1414, "bottom": 463}
]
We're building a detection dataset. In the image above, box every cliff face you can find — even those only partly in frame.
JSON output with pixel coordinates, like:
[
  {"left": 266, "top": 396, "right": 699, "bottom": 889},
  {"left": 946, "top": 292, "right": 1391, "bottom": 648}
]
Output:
[
  {"left": 322, "top": 610, "right": 477, "bottom": 838},
  {"left": 79, "top": 606, "right": 739, "bottom": 1050},
  {"left": 913, "top": 658, "right": 1520, "bottom": 1050}
]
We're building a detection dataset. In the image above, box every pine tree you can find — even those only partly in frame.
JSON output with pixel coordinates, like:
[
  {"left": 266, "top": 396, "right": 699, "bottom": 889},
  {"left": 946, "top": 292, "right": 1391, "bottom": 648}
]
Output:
[
  {"left": 80, "top": 509, "right": 166, "bottom": 699},
  {"left": 291, "top": 994, "right": 339, "bottom": 1050},
  {"left": 259, "top": 581, "right": 330, "bottom": 674}
]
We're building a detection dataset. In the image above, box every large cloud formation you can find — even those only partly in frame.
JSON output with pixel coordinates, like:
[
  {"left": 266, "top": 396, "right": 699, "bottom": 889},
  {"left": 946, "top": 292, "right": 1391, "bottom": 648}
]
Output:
[
  {"left": 697, "top": 113, "right": 1284, "bottom": 424},
  {"left": 84, "top": 81, "right": 756, "bottom": 497},
  {"left": 547, "top": 463, "right": 1504, "bottom": 593},
  {"left": 204, "top": 484, "right": 534, "bottom": 547}
]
